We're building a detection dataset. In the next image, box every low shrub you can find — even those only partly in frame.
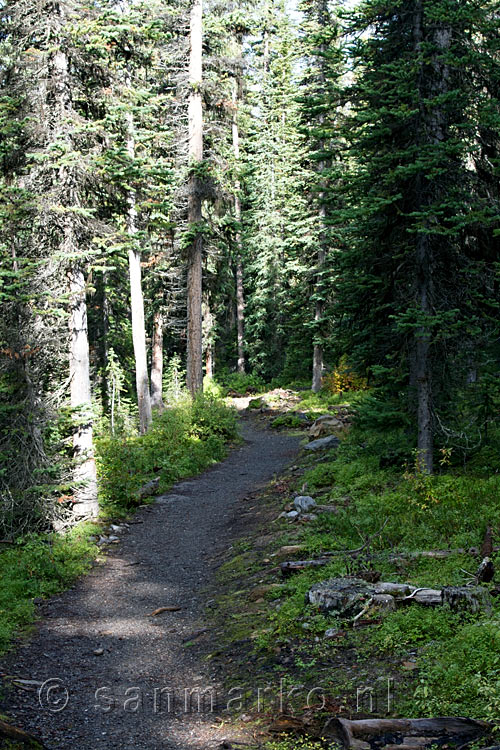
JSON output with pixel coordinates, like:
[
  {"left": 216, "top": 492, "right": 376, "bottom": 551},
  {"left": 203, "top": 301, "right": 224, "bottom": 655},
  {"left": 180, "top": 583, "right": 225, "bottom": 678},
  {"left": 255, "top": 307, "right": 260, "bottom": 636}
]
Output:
[
  {"left": 0, "top": 524, "right": 99, "bottom": 654},
  {"left": 96, "top": 394, "right": 238, "bottom": 513}
]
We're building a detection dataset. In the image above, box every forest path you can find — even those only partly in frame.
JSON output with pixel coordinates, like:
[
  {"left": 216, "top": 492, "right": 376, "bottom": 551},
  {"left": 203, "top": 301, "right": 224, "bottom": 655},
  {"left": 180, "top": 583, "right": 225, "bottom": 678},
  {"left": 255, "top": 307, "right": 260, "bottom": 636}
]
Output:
[{"left": 1, "top": 414, "right": 301, "bottom": 750}]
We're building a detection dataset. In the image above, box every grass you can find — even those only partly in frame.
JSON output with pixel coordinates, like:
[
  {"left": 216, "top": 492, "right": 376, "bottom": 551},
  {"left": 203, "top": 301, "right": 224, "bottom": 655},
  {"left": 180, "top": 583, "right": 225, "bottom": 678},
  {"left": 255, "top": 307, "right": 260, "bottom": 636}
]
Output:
[
  {"left": 0, "top": 523, "right": 99, "bottom": 654},
  {"left": 209, "top": 385, "right": 500, "bottom": 726}
]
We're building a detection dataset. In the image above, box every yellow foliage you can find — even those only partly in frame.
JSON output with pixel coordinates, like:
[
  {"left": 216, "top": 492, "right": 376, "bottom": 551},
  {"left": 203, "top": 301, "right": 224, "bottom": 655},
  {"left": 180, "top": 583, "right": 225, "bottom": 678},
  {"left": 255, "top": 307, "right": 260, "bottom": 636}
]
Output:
[{"left": 322, "top": 355, "right": 368, "bottom": 393}]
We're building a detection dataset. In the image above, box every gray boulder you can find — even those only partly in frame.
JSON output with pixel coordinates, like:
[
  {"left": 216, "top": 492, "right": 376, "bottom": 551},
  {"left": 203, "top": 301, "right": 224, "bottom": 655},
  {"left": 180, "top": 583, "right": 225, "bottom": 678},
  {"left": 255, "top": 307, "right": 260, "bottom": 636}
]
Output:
[
  {"left": 293, "top": 495, "right": 316, "bottom": 512},
  {"left": 304, "top": 435, "right": 340, "bottom": 452}
]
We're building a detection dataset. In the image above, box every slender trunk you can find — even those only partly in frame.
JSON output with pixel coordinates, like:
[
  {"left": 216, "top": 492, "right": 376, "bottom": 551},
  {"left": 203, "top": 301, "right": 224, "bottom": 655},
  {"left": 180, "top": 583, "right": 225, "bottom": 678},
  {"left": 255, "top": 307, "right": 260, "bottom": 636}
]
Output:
[
  {"left": 312, "top": 228, "right": 326, "bottom": 393},
  {"left": 206, "top": 345, "right": 214, "bottom": 379},
  {"left": 150, "top": 310, "right": 164, "bottom": 410},
  {"left": 51, "top": 33, "right": 98, "bottom": 515},
  {"left": 126, "top": 95, "right": 152, "bottom": 433},
  {"left": 68, "top": 261, "right": 98, "bottom": 516},
  {"left": 232, "top": 79, "right": 245, "bottom": 374},
  {"left": 412, "top": 0, "right": 433, "bottom": 473},
  {"left": 411, "top": 2, "right": 451, "bottom": 473},
  {"left": 415, "top": 232, "right": 433, "bottom": 473},
  {"left": 186, "top": 0, "right": 204, "bottom": 396}
]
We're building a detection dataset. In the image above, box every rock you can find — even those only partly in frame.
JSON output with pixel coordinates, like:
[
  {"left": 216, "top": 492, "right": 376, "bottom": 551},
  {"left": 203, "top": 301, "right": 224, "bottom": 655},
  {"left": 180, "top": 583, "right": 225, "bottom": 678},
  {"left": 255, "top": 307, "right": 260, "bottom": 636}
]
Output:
[
  {"left": 293, "top": 495, "right": 316, "bottom": 512},
  {"left": 138, "top": 477, "right": 160, "bottom": 499},
  {"left": 324, "top": 628, "right": 342, "bottom": 639},
  {"left": 285, "top": 510, "right": 299, "bottom": 519},
  {"left": 307, "top": 577, "right": 372, "bottom": 616},
  {"left": 108, "top": 535, "right": 120, "bottom": 542},
  {"left": 442, "top": 585, "right": 492, "bottom": 614},
  {"left": 93, "top": 648, "right": 104, "bottom": 656},
  {"left": 309, "top": 415, "right": 343, "bottom": 438},
  {"left": 110, "top": 524, "right": 123, "bottom": 533},
  {"left": 304, "top": 435, "right": 340, "bottom": 452}
]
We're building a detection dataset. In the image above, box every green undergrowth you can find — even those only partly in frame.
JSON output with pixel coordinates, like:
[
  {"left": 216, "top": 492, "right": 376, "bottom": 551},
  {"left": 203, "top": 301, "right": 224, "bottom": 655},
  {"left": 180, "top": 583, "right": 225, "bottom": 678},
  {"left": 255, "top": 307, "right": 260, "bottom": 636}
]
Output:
[
  {"left": 211, "top": 388, "right": 500, "bottom": 725},
  {"left": 0, "top": 523, "right": 99, "bottom": 655},
  {"left": 96, "top": 393, "right": 238, "bottom": 515}
]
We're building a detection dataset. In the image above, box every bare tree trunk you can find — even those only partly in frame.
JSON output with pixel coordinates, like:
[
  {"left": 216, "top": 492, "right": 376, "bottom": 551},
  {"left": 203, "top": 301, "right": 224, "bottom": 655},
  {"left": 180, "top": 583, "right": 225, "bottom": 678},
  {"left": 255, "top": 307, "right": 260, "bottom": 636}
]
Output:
[
  {"left": 51, "top": 32, "right": 98, "bottom": 516},
  {"left": 186, "top": 0, "right": 204, "bottom": 396},
  {"left": 68, "top": 261, "right": 98, "bottom": 516},
  {"left": 150, "top": 310, "right": 164, "bottom": 410},
  {"left": 311, "top": 11, "right": 329, "bottom": 393},
  {"left": 206, "top": 345, "right": 214, "bottom": 379},
  {"left": 312, "top": 238, "right": 326, "bottom": 393},
  {"left": 232, "top": 79, "right": 245, "bottom": 374},
  {"left": 126, "top": 97, "right": 152, "bottom": 433}
]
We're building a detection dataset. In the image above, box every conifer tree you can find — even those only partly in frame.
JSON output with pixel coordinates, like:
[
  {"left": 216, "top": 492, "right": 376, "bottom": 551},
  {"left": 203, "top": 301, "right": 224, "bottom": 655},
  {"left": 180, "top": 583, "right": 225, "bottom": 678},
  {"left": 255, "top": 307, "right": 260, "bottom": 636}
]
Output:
[{"left": 338, "top": 0, "right": 500, "bottom": 471}]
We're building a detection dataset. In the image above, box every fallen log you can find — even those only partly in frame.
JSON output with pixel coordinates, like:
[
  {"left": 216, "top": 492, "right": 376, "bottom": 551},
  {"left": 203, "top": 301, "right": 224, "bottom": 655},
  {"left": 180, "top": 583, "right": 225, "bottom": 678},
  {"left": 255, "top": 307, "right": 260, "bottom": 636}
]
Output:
[
  {"left": 307, "top": 578, "right": 491, "bottom": 616},
  {"left": 0, "top": 718, "right": 46, "bottom": 748},
  {"left": 281, "top": 546, "right": 500, "bottom": 574},
  {"left": 280, "top": 559, "right": 330, "bottom": 577},
  {"left": 388, "top": 546, "right": 500, "bottom": 563},
  {"left": 323, "top": 717, "right": 491, "bottom": 750}
]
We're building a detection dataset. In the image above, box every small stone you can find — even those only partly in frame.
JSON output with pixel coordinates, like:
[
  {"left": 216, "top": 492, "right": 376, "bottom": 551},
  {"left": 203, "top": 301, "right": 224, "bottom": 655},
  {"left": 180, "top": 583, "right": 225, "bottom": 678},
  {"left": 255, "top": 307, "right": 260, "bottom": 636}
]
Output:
[
  {"left": 108, "top": 535, "right": 120, "bottom": 542},
  {"left": 293, "top": 495, "right": 316, "bottom": 513},
  {"left": 324, "top": 628, "right": 341, "bottom": 639},
  {"left": 93, "top": 648, "right": 104, "bottom": 656},
  {"left": 240, "top": 714, "right": 252, "bottom": 722},
  {"left": 286, "top": 510, "right": 299, "bottom": 519}
]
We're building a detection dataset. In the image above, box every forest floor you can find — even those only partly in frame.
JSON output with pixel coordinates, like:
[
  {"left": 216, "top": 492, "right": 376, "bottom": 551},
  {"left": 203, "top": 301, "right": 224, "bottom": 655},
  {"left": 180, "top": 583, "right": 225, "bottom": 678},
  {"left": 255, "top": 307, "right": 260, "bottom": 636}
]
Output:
[{"left": 0, "top": 411, "right": 301, "bottom": 750}]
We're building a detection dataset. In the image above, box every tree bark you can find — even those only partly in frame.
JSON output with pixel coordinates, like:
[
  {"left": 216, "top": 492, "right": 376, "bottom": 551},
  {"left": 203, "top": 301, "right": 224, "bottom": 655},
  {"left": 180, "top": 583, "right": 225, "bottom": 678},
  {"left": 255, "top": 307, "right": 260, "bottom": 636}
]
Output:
[
  {"left": 126, "top": 94, "right": 152, "bottom": 434},
  {"left": 411, "top": 1, "right": 451, "bottom": 474},
  {"left": 68, "top": 261, "right": 98, "bottom": 517},
  {"left": 186, "top": 0, "right": 204, "bottom": 396},
  {"left": 51, "top": 28, "right": 98, "bottom": 516},
  {"left": 150, "top": 310, "right": 164, "bottom": 410},
  {"left": 232, "top": 78, "right": 245, "bottom": 374},
  {"left": 311, "top": 9, "right": 328, "bottom": 393}
]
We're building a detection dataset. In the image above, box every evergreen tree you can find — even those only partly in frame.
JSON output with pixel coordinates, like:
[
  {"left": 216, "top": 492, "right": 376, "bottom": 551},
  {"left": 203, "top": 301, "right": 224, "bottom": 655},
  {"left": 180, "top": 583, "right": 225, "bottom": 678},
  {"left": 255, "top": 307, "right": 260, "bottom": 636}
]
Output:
[{"left": 338, "top": 0, "right": 500, "bottom": 471}]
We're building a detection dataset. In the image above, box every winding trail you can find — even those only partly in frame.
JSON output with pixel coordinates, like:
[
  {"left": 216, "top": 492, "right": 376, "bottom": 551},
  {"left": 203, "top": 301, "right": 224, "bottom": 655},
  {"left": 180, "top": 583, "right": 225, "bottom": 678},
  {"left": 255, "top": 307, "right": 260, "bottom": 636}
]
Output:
[{"left": 1, "top": 415, "right": 300, "bottom": 750}]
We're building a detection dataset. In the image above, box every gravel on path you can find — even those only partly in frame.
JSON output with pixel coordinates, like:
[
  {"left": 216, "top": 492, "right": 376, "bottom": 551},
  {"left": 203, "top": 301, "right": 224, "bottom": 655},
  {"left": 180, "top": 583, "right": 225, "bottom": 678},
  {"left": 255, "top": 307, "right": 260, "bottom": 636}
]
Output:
[{"left": 0, "top": 416, "right": 301, "bottom": 750}]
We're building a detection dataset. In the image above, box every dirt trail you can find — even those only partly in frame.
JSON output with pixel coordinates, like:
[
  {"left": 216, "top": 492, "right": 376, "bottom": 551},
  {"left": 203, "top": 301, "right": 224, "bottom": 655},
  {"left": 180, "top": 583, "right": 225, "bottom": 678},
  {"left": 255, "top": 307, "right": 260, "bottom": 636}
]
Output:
[{"left": 0, "top": 415, "right": 300, "bottom": 750}]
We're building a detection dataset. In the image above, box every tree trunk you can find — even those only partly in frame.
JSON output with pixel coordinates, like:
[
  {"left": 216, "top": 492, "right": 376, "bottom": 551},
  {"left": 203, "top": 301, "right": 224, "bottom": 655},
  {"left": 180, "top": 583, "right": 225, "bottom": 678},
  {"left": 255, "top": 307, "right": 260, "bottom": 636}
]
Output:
[
  {"left": 206, "top": 345, "right": 214, "bottom": 379},
  {"left": 312, "top": 241, "right": 326, "bottom": 393},
  {"left": 415, "top": 233, "right": 433, "bottom": 473},
  {"left": 126, "top": 98, "right": 152, "bottom": 434},
  {"left": 413, "top": 8, "right": 452, "bottom": 474},
  {"left": 51, "top": 31, "right": 98, "bottom": 516},
  {"left": 311, "top": 17, "right": 328, "bottom": 393},
  {"left": 186, "top": 0, "right": 204, "bottom": 396},
  {"left": 68, "top": 261, "right": 98, "bottom": 517},
  {"left": 150, "top": 310, "right": 164, "bottom": 410},
  {"left": 232, "top": 78, "right": 245, "bottom": 374}
]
